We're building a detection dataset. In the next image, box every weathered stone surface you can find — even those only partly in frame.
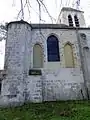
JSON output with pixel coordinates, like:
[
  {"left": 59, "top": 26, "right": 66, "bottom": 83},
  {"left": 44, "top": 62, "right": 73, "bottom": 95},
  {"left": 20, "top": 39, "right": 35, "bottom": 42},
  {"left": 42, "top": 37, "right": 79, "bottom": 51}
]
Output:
[{"left": 0, "top": 20, "right": 90, "bottom": 106}]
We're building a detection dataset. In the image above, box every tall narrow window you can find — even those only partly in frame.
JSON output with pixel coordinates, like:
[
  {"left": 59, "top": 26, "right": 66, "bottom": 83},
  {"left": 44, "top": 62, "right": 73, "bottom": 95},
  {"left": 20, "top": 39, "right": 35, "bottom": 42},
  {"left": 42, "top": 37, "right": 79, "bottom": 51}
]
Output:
[
  {"left": 74, "top": 15, "right": 80, "bottom": 27},
  {"left": 64, "top": 43, "right": 74, "bottom": 68},
  {"left": 33, "top": 44, "right": 43, "bottom": 68},
  {"left": 47, "top": 35, "right": 60, "bottom": 61},
  {"left": 68, "top": 15, "right": 73, "bottom": 27}
]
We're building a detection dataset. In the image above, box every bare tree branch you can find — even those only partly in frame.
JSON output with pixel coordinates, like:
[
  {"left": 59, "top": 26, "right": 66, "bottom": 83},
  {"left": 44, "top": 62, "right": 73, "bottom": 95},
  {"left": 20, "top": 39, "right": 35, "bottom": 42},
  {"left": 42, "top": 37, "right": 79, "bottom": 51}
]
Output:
[
  {"left": 26, "top": 0, "right": 31, "bottom": 21},
  {"left": 27, "top": 0, "right": 46, "bottom": 22},
  {"left": 17, "top": 0, "right": 27, "bottom": 20},
  {"left": 36, "top": 0, "right": 42, "bottom": 23},
  {"left": 38, "top": 0, "right": 54, "bottom": 23}
]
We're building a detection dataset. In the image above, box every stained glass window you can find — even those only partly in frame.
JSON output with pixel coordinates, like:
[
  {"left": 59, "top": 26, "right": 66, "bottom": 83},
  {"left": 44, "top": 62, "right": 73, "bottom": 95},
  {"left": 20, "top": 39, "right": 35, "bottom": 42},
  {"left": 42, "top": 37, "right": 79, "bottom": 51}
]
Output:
[{"left": 47, "top": 35, "right": 60, "bottom": 61}]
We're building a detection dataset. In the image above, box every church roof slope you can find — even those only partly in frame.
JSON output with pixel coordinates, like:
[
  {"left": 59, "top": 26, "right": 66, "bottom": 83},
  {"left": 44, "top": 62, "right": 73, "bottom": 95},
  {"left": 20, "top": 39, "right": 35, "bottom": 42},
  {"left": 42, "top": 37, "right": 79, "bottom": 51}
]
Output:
[{"left": 31, "top": 24, "right": 69, "bottom": 29}]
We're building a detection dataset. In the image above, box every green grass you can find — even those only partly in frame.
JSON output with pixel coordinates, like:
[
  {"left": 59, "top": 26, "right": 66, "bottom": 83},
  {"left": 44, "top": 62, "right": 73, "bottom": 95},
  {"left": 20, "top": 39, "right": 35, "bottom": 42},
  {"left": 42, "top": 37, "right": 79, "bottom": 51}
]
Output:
[{"left": 0, "top": 100, "right": 90, "bottom": 120}]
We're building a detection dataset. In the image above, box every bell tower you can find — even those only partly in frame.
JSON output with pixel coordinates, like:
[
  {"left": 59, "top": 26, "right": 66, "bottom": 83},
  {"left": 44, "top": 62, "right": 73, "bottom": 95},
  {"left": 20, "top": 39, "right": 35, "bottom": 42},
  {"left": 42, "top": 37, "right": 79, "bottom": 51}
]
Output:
[{"left": 57, "top": 7, "right": 86, "bottom": 27}]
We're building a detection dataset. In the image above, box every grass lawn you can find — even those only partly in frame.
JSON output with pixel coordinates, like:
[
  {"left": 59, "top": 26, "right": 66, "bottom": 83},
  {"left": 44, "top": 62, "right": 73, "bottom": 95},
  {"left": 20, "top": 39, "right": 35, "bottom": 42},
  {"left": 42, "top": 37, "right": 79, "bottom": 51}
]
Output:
[{"left": 0, "top": 100, "right": 90, "bottom": 120}]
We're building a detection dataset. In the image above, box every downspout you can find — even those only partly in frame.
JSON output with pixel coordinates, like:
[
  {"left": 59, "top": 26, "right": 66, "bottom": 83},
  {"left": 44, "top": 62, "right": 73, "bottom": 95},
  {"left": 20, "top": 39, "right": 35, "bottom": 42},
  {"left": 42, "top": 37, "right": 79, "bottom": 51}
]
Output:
[{"left": 76, "top": 28, "right": 89, "bottom": 100}]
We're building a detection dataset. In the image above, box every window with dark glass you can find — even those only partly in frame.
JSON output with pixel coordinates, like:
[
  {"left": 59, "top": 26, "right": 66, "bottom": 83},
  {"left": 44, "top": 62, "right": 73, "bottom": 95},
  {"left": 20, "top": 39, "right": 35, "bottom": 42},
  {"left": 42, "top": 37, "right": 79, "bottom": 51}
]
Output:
[
  {"left": 68, "top": 15, "right": 73, "bottom": 27},
  {"left": 74, "top": 15, "right": 80, "bottom": 27},
  {"left": 47, "top": 35, "right": 60, "bottom": 61}
]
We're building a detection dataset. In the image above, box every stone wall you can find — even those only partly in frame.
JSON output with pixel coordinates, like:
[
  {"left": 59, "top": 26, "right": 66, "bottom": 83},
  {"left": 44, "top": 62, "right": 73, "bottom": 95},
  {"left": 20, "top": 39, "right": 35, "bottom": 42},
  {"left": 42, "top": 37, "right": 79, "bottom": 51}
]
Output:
[
  {"left": 0, "top": 21, "right": 32, "bottom": 106},
  {"left": 31, "top": 29, "right": 81, "bottom": 68},
  {"left": 77, "top": 29, "right": 90, "bottom": 98},
  {"left": 0, "top": 22, "right": 88, "bottom": 106},
  {"left": 26, "top": 68, "right": 85, "bottom": 102},
  {"left": 26, "top": 27, "right": 85, "bottom": 102}
]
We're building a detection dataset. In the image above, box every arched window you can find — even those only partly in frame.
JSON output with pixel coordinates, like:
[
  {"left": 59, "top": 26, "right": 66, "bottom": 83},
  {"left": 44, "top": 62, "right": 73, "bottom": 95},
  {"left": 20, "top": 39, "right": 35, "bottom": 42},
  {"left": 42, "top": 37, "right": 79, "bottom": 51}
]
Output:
[
  {"left": 64, "top": 43, "right": 74, "bottom": 68},
  {"left": 47, "top": 35, "right": 60, "bottom": 61},
  {"left": 68, "top": 15, "right": 73, "bottom": 27},
  {"left": 33, "top": 44, "right": 43, "bottom": 68},
  {"left": 74, "top": 15, "right": 80, "bottom": 27}
]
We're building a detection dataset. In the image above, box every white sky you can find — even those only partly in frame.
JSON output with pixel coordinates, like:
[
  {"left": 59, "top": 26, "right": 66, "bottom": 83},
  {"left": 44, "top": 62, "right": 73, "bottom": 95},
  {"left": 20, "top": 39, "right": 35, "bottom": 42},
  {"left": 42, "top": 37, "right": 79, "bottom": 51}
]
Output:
[
  {"left": 0, "top": 0, "right": 90, "bottom": 25},
  {"left": 0, "top": 0, "right": 90, "bottom": 69}
]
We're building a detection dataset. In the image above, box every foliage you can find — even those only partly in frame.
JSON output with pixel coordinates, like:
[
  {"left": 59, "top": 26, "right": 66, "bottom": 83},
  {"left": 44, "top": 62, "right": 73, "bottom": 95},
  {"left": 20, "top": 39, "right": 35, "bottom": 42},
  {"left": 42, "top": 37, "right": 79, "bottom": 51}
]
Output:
[
  {"left": 0, "top": 101, "right": 90, "bottom": 120},
  {"left": 0, "top": 23, "right": 7, "bottom": 41}
]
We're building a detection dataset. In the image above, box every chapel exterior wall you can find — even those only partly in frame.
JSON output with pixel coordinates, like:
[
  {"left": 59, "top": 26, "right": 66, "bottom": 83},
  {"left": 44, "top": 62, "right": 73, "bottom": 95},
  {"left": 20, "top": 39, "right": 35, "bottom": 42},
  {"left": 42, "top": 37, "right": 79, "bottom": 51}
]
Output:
[
  {"left": 77, "top": 29, "right": 90, "bottom": 98},
  {"left": 26, "top": 28, "right": 86, "bottom": 102},
  {"left": 0, "top": 22, "right": 32, "bottom": 106},
  {"left": 0, "top": 22, "right": 88, "bottom": 106}
]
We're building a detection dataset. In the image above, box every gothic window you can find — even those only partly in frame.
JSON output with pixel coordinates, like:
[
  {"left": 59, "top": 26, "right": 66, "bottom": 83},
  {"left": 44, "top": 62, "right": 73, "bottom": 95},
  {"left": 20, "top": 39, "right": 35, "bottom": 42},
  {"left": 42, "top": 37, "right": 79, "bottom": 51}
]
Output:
[
  {"left": 47, "top": 35, "right": 60, "bottom": 61},
  {"left": 33, "top": 44, "right": 43, "bottom": 68},
  {"left": 68, "top": 15, "right": 73, "bottom": 27},
  {"left": 64, "top": 43, "right": 74, "bottom": 68},
  {"left": 74, "top": 15, "right": 80, "bottom": 27}
]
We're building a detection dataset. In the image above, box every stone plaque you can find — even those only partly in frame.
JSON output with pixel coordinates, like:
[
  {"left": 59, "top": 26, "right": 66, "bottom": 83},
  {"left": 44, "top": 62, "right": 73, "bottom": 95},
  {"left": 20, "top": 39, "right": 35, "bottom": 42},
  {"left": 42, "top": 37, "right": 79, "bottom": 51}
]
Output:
[{"left": 29, "top": 69, "right": 42, "bottom": 75}]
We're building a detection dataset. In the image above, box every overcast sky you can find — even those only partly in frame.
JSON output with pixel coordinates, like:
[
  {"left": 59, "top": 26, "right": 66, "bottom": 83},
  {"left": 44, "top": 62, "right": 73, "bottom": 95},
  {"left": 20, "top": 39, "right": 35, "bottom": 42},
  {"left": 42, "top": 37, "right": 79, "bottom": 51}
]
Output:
[
  {"left": 0, "top": 0, "right": 90, "bottom": 69},
  {"left": 0, "top": 0, "right": 90, "bottom": 25}
]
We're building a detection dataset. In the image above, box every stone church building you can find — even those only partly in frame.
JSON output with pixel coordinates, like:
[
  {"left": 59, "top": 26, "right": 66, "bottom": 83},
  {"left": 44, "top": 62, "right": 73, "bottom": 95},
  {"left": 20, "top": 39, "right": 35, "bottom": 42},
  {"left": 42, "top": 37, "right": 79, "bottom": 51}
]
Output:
[{"left": 0, "top": 7, "right": 90, "bottom": 106}]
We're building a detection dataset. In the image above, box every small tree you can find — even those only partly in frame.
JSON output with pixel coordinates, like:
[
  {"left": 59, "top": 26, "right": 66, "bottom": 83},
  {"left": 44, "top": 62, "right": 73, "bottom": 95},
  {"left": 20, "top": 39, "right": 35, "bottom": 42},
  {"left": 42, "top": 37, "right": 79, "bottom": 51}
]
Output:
[{"left": 0, "top": 23, "right": 7, "bottom": 41}]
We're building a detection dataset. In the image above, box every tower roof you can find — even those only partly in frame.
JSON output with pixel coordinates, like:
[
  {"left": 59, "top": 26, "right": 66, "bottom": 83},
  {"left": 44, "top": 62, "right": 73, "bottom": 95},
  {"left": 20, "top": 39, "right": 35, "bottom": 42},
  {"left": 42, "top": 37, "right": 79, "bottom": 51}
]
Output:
[{"left": 61, "top": 7, "right": 84, "bottom": 13}]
